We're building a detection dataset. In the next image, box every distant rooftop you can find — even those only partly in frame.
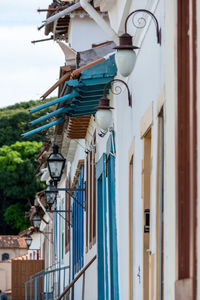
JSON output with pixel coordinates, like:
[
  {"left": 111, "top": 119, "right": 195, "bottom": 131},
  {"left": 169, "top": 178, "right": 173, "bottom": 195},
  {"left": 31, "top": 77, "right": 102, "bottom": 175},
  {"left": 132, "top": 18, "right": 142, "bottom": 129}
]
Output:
[{"left": 0, "top": 235, "right": 27, "bottom": 249}]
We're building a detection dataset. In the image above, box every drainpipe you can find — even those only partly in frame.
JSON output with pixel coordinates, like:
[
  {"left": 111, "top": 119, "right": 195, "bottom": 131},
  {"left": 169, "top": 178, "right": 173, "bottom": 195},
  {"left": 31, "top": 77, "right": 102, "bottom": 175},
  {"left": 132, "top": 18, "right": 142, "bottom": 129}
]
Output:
[{"left": 80, "top": 0, "right": 119, "bottom": 44}]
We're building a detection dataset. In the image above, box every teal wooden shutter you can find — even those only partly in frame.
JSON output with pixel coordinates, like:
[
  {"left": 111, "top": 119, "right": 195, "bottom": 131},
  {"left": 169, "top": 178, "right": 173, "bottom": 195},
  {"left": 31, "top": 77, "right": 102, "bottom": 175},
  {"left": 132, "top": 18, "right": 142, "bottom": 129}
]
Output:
[{"left": 96, "top": 153, "right": 109, "bottom": 300}]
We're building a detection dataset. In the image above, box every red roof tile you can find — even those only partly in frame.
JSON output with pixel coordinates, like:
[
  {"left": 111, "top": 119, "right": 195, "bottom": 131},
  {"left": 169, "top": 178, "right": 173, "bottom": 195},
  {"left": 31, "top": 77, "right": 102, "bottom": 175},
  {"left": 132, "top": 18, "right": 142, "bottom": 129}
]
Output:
[{"left": 0, "top": 235, "right": 27, "bottom": 249}]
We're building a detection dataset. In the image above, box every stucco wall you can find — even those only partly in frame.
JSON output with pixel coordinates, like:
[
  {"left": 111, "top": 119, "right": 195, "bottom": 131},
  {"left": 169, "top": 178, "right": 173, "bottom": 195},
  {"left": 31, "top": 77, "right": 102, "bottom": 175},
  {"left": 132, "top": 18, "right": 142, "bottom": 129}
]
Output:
[
  {"left": 163, "top": 1, "right": 176, "bottom": 299},
  {"left": 68, "top": 16, "right": 110, "bottom": 52},
  {"left": 52, "top": 1, "right": 177, "bottom": 299},
  {"left": 0, "top": 262, "right": 11, "bottom": 291},
  {"left": 0, "top": 248, "right": 27, "bottom": 261},
  {"left": 97, "top": 0, "right": 165, "bottom": 299}
]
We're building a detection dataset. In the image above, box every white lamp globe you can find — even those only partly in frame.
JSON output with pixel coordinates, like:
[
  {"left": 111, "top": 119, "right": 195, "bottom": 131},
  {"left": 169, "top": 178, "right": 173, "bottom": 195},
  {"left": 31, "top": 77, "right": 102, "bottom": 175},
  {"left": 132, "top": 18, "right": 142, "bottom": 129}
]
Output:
[
  {"left": 95, "top": 109, "right": 113, "bottom": 131},
  {"left": 115, "top": 49, "right": 137, "bottom": 77}
]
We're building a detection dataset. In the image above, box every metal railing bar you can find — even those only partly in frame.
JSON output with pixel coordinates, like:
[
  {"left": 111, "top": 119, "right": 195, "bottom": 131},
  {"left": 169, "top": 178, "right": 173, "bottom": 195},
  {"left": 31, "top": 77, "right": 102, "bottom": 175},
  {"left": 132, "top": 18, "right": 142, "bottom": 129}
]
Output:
[
  {"left": 57, "top": 255, "right": 97, "bottom": 300},
  {"left": 38, "top": 275, "right": 40, "bottom": 300},
  {"left": 25, "top": 264, "right": 70, "bottom": 300}
]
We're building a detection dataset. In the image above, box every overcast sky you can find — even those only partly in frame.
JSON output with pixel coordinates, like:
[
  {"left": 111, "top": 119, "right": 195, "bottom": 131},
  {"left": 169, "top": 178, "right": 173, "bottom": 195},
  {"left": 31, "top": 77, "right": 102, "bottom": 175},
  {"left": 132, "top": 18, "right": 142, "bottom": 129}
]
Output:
[{"left": 0, "top": 0, "right": 64, "bottom": 108}]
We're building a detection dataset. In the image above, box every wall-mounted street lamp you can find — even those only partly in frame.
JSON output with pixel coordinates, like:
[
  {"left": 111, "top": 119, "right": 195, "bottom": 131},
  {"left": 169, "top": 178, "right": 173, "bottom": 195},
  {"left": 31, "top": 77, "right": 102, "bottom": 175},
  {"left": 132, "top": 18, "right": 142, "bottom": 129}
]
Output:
[
  {"left": 114, "top": 9, "right": 161, "bottom": 77},
  {"left": 32, "top": 213, "right": 42, "bottom": 232},
  {"left": 45, "top": 179, "right": 58, "bottom": 209},
  {"left": 25, "top": 235, "right": 33, "bottom": 249},
  {"left": 95, "top": 79, "right": 131, "bottom": 131},
  {"left": 47, "top": 145, "right": 66, "bottom": 184}
]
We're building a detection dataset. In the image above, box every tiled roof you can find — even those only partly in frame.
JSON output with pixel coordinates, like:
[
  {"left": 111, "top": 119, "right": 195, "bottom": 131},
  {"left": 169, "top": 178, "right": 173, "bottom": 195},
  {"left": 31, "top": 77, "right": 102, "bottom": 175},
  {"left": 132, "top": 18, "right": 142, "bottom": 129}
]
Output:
[{"left": 0, "top": 235, "right": 27, "bottom": 249}]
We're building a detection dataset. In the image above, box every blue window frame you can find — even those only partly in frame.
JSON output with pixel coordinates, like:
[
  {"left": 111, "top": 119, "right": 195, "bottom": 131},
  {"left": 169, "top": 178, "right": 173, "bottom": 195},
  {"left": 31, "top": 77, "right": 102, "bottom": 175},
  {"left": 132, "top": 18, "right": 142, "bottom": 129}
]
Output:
[{"left": 72, "top": 165, "right": 84, "bottom": 277}]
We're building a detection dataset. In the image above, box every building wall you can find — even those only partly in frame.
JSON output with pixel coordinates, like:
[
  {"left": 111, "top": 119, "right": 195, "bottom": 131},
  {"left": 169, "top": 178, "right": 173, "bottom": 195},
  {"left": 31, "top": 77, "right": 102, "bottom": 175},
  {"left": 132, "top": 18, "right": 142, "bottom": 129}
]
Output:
[
  {"left": 57, "top": 0, "right": 167, "bottom": 299},
  {"left": 164, "top": 1, "right": 176, "bottom": 299},
  {"left": 0, "top": 262, "right": 11, "bottom": 291},
  {"left": 68, "top": 16, "right": 110, "bottom": 52},
  {"left": 98, "top": 1, "right": 165, "bottom": 299},
  {"left": 48, "top": 1, "right": 180, "bottom": 299},
  {"left": 0, "top": 248, "right": 27, "bottom": 261}
]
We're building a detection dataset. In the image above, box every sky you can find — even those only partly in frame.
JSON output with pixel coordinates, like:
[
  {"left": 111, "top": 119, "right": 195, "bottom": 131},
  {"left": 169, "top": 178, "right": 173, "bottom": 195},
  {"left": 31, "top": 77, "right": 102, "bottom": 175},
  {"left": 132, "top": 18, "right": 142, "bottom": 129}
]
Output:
[{"left": 0, "top": 0, "right": 64, "bottom": 108}]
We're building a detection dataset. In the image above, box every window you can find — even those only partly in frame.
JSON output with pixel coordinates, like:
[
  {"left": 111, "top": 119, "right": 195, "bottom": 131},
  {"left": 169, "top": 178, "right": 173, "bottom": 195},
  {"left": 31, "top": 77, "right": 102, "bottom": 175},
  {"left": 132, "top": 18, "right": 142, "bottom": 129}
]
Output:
[
  {"left": 86, "top": 134, "right": 96, "bottom": 251},
  {"left": 2, "top": 253, "right": 9, "bottom": 261}
]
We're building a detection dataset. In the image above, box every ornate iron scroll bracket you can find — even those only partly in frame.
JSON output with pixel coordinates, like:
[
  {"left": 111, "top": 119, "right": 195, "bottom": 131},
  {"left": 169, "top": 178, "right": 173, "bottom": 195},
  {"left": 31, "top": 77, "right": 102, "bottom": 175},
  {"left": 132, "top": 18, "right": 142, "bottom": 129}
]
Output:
[
  {"left": 125, "top": 9, "right": 161, "bottom": 45},
  {"left": 103, "top": 79, "right": 132, "bottom": 107}
]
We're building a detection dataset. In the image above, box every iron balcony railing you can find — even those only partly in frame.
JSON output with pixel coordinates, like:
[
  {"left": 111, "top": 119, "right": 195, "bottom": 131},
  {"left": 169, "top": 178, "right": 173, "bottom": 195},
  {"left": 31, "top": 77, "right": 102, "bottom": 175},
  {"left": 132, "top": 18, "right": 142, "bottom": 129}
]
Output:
[{"left": 25, "top": 263, "right": 70, "bottom": 300}]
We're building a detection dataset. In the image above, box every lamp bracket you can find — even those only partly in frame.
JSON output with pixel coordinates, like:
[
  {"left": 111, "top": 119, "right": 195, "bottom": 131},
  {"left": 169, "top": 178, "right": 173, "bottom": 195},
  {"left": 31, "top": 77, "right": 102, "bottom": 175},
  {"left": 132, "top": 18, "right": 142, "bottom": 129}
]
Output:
[
  {"left": 125, "top": 9, "right": 161, "bottom": 45},
  {"left": 55, "top": 211, "right": 73, "bottom": 227},
  {"left": 66, "top": 190, "right": 85, "bottom": 210},
  {"left": 56, "top": 188, "right": 85, "bottom": 192},
  {"left": 103, "top": 79, "right": 132, "bottom": 107},
  {"left": 47, "top": 210, "right": 72, "bottom": 213}
]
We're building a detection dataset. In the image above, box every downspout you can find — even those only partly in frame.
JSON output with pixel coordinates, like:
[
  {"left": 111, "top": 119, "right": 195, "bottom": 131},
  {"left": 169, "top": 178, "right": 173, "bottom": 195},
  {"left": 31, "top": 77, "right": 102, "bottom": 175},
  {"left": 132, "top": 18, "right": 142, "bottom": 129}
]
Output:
[{"left": 79, "top": 0, "right": 119, "bottom": 44}]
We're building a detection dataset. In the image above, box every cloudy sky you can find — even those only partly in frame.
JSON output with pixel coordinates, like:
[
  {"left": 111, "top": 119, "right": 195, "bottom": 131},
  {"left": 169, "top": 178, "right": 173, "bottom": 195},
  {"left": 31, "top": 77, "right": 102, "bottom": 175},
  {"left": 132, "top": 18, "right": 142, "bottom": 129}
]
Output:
[{"left": 0, "top": 0, "right": 64, "bottom": 108}]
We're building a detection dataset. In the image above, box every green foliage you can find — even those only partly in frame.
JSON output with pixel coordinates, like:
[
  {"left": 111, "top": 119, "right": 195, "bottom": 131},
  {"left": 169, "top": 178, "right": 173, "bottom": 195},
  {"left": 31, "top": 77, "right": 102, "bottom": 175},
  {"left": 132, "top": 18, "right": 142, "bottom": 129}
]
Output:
[
  {"left": 0, "top": 98, "right": 56, "bottom": 147},
  {"left": 0, "top": 98, "right": 56, "bottom": 234},
  {"left": 0, "top": 141, "right": 45, "bottom": 233},
  {"left": 4, "top": 203, "right": 30, "bottom": 232}
]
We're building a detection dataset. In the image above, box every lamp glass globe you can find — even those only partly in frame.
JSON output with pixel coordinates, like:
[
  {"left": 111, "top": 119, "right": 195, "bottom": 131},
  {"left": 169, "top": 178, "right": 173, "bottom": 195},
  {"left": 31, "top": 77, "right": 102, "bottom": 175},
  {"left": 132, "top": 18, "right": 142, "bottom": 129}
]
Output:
[
  {"left": 115, "top": 49, "right": 136, "bottom": 77},
  {"left": 95, "top": 109, "right": 113, "bottom": 131}
]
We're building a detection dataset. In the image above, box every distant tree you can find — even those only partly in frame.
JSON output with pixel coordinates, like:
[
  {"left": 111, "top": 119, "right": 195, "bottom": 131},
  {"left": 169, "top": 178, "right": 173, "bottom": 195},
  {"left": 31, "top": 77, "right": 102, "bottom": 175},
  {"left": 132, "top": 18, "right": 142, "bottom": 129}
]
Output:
[
  {"left": 4, "top": 203, "right": 30, "bottom": 232},
  {"left": 0, "top": 98, "right": 56, "bottom": 146},
  {"left": 0, "top": 141, "right": 45, "bottom": 234}
]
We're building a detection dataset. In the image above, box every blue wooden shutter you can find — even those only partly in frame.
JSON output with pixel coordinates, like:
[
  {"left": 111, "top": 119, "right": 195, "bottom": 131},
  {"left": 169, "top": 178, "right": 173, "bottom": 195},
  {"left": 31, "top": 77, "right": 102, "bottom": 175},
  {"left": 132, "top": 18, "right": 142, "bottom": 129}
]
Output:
[
  {"left": 72, "top": 165, "right": 84, "bottom": 278},
  {"left": 107, "top": 133, "right": 119, "bottom": 300},
  {"left": 96, "top": 153, "right": 109, "bottom": 300}
]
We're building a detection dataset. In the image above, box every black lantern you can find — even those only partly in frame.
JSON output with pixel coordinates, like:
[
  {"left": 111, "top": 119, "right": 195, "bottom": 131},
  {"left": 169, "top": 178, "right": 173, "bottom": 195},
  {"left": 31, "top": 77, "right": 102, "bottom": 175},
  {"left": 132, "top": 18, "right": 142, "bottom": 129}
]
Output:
[
  {"left": 47, "top": 145, "right": 66, "bottom": 183},
  {"left": 45, "top": 180, "right": 58, "bottom": 209},
  {"left": 32, "top": 213, "right": 41, "bottom": 232},
  {"left": 25, "top": 235, "right": 33, "bottom": 249}
]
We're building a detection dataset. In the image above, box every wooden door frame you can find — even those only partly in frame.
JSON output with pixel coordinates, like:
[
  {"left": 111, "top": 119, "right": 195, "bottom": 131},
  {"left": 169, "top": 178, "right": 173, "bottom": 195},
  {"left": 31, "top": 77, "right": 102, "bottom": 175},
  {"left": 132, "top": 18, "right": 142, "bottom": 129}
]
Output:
[{"left": 175, "top": 0, "right": 197, "bottom": 299}]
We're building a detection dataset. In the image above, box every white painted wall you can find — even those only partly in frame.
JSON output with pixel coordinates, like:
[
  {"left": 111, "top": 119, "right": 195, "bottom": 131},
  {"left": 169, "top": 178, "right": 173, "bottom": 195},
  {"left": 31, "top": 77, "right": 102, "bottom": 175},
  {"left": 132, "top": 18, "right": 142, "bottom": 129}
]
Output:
[
  {"left": 28, "top": 232, "right": 41, "bottom": 259},
  {"left": 94, "top": 1, "right": 165, "bottom": 299},
  {"left": 62, "top": 0, "right": 167, "bottom": 299},
  {"left": 68, "top": 15, "right": 110, "bottom": 52},
  {"left": 51, "top": 1, "right": 178, "bottom": 299},
  {"left": 163, "top": 1, "right": 176, "bottom": 299}
]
